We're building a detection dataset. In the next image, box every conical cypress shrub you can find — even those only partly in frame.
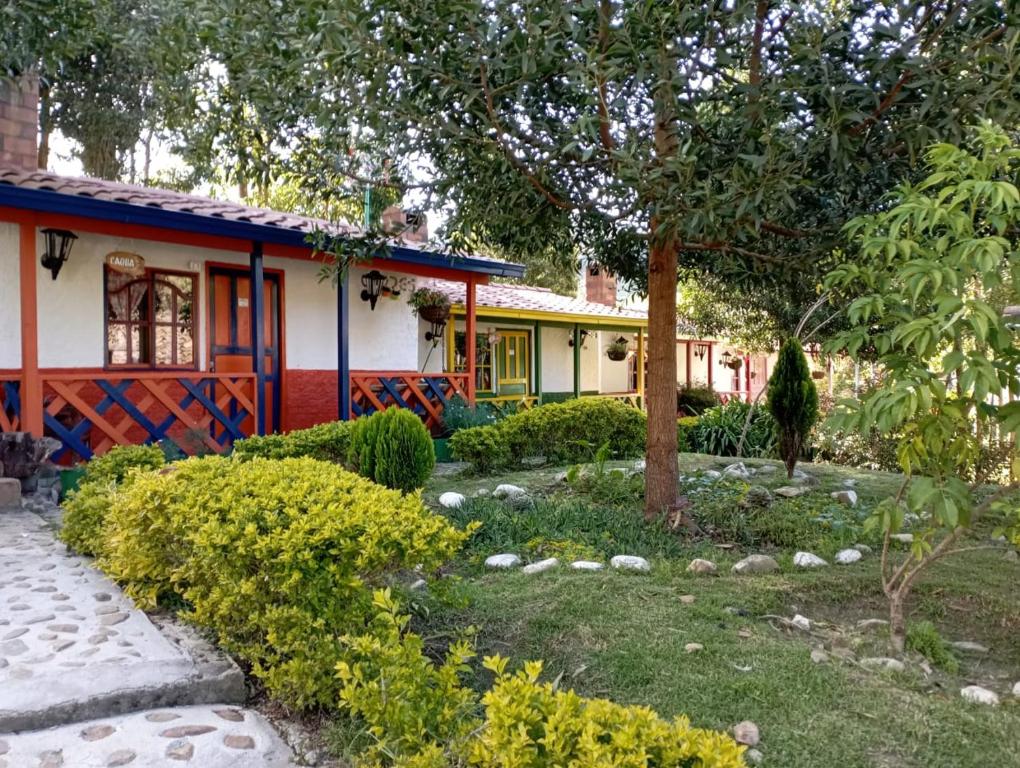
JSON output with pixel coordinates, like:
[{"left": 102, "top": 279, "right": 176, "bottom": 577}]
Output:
[{"left": 767, "top": 338, "right": 819, "bottom": 478}]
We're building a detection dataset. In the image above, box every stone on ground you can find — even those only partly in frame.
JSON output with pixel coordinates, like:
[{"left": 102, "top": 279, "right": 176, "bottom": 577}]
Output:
[
  {"left": 0, "top": 478, "right": 20, "bottom": 509},
  {"left": 484, "top": 553, "right": 521, "bottom": 569},
  {"left": 0, "top": 705, "right": 292, "bottom": 767},
  {"left": 741, "top": 486, "right": 773, "bottom": 508},
  {"left": 961, "top": 686, "right": 1000, "bottom": 706},
  {"left": 949, "top": 641, "right": 989, "bottom": 654},
  {"left": 570, "top": 560, "right": 604, "bottom": 571},
  {"left": 731, "top": 554, "right": 779, "bottom": 575},
  {"left": 890, "top": 533, "right": 914, "bottom": 544},
  {"left": 438, "top": 492, "right": 466, "bottom": 509},
  {"left": 522, "top": 558, "right": 558, "bottom": 575},
  {"left": 853, "top": 543, "right": 873, "bottom": 555},
  {"left": 774, "top": 486, "right": 808, "bottom": 498},
  {"left": 702, "top": 469, "right": 722, "bottom": 480},
  {"left": 810, "top": 649, "right": 829, "bottom": 664},
  {"left": 633, "top": 459, "right": 646, "bottom": 472},
  {"left": 1012, "top": 681, "right": 1020, "bottom": 697},
  {"left": 791, "top": 614, "right": 811, "bottom": 631},
  {"left": 793, "top": 551, "right": 828, "bottom": 568},
  {"left": 732, "top": 721, "right": 760, "bottom": 747},
  {"left": 843, "top": 478, "right": 857, "bottom": 487},
  {"left": 857, "top": 619, "right": 889, "bottom": 631},
  {"left": 679, "top": 594, "right": 696, "bottom": 605},
  {"left": 610, "top": 555, "right": 651, "bottom": 572},
  {"left": 745, "top": 748, "right": 764, "bottom": 765},
  {"left": 684, "top": 643, "right": 703, "bottom": 653},
  {"left": 473, "top": 488, "right": 490, "bottom": 498},
  {"left": 831, "top": 489, "right": 858, "bottom": 506},
  {"left": 756, "top": 464, "right": 777, "bottom": 474},
  {"left": 686, "top": 558, "right": 717, "bottom": 575},
  {"left": 861, "top": 657, "right": 905, "bottom": 673},
  {"left": 722, "top": 462, "right": 752, "bottom": 480},
  {"left": 834, "top": 548, "right": 863, "bottom": 565},
  {"left": 493, "top": 484, "right": 527, "bottom": 499}
]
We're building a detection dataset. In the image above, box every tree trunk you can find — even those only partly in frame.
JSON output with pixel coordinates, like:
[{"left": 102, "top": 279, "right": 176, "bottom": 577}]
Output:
[
  {"left": 889, "top": 591, "right": 906, "bottom": 654},
  {"left": 644, "top": 238, "right": 679, "bottom": 520},
  {"left": 37, "top": 84, "right": 50, "bottom": 170}
]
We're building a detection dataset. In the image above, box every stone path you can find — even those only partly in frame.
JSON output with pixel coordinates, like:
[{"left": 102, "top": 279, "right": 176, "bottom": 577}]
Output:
[{"left": 1, "top": 502, "right": 296, "bottom": 766}]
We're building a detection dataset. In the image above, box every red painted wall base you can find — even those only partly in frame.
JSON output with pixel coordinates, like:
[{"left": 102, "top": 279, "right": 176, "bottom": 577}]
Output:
[{"left": 284, "top": 369, "right": 339, "bottom": 431}]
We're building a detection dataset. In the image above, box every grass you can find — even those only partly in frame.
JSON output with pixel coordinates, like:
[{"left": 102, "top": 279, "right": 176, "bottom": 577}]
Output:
[{"left": 400, "top": 454, "right": 1020, "bottom": 768}]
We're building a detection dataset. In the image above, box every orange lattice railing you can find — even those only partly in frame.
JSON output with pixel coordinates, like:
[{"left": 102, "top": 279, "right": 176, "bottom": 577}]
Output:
[
  {"left": 42, "top": 372, "right": 257, "bottom": 462},
  {"left": 0, "top": 377, "right": 20, "bottom": 433},
  {"left": 350, "top": 371, "right": 470, "bottom": 431}
]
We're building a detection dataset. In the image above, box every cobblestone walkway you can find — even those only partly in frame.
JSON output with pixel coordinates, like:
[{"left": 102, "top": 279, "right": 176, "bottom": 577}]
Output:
[{"left": 1, "top": 501, "right": 296, "bottom": 766}]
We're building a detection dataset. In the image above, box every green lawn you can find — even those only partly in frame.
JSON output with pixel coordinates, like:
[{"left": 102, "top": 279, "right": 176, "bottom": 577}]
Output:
[{"left": 397, "top": 455, "right": 1020, "bottom": 768}]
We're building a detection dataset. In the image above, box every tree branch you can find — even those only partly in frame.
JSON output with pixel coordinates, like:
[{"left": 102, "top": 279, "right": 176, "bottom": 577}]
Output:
[{"left": 849, "top": 71, "right": 913, "bottom": 137}]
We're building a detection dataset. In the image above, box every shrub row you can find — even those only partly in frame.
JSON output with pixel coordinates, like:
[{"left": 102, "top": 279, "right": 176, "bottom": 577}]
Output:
[
  {"left": 74, "top": 455, "right": 467, "bottom": 708},
  {"left": 232, "top": 420, "right": 352, "bottom": 463},
  {"left": 449, "top": 398, "right": 647, "bottom": 472}
]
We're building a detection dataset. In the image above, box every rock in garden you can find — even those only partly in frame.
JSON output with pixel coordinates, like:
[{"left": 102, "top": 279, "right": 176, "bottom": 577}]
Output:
[
  {"left": 835, "top": 548, "right": 863, "bottom": 565},
  {"left": 493, "top": 484, "right": 527, "bottom": 498},
  {"left": 410, "top": 579, "right": 427, "bottom": 591},
  {"left": 741, "top": 486, "right": 773, "bottom": 508},
  {"left": 843, "top": 478, "right": 857, "bottom": 487},
  {"left": 633, "top": 459, "right": 646, "bottom": 472},
  {"left": 775, "top": 486, "right": 808, "bottom": 498},
  {"left": 961, "top": 685, "right": 999, "bottom": 706},
  {"left": 679, "top": 594, "right": 696, "bottom": 605},
  {"left": 473, "top": 488, "right": 491, "bottom": 498},
  {"left": 732, "top": 554, "right": 779, "bottom": 575},
  {"left": 745, "top": 748, "right": 764, "bottom": 765},
  {"left": 484, "top": 553, "right": 522, "bottom": 569},
  {"left": 702, "top": 470, "right": 722, "bottom": 480},
  {"left": 1012, "top": 681, "right": 1020, "bottom": 697},
  {"left": 686, "top": 558, "right": 717, "bottom": 575},
  {"left": 861, "top": 657, "right": 905, "bottom": 673},
  {"left": 853, "top": 544, "right": 873, "bottom": 555},
  {"left": 791, "top": 614, "right": 811, "bottom": 631},
  {"left": 831, "top": 490, "right": 858, "bottom": 507},
  {"left": 857, "top": 618, "right": 889, "bottom": 631},
  {"left": 732, "top": 721, "right": 760, "bottom": 747},
  {"left": 723, "top": 462, "right": 752, "bottom": 479},
  {"left": 570, "top": 560, "right": 604, "bottom": 571},
  {"left": 890, "top": 533, "right": 914, "bottom": 544},
  {"left": 810, "top": 649, "right": 829, "bottom": 664},
  {"left": 756, "top": 464, "right": 777, "bottom": 474},
  {"left": 438, "top": 492, "right": 466, "bottom": 509},
  {"left": 610, "top": 555, "right": 651, "bottom": 572},
  {"left": 522, "top": 558, "right": 559, "bottom": 575},
  {"left": 793, "top": 551, "right": 828, "bottom": 568},
  {"left": 685, "top": 643, "right": 704, "bottom": 653},
  {"left": 949, "top": 641, "right": 989, "bottom": 654}
]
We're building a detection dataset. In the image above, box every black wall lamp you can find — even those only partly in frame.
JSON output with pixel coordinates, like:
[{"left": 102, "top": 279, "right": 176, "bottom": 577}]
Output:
[
  {"left": 694, "top": 342, "right": 709, "bottom": 360},
  {"left": 567, "top": 329, "right": 590, "bottom": 347},
  {"left": 40, "top": 228, "right": 78, "bottom": 280},
  {"left": 360, "top": 269, "right": 386, "bottom": 310},
  {"left": 424, "top": 317, "right": 447, "bottom": 344}
]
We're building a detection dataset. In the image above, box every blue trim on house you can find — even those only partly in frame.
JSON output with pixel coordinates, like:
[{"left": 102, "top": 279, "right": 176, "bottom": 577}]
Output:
[
  {"left": 249, "top": 242, "right": 267, "bottom": 436},
  {"left": 337, "top": 272, "right": 351, "bottom": 421},
  {"left": 0, "top": 183, "right": 526, "bottom": 278}
]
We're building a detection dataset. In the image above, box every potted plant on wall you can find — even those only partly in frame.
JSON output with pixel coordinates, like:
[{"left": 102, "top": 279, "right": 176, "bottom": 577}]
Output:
[
  {"left": 408, "top": 287, "right": 451, "bottom": 322},
  {"left": 605, "top": 336, "right": 630, "bottom": 361}
]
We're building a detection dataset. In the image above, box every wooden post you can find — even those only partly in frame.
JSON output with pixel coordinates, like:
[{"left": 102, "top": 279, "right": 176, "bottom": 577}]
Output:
[
  {"left": 465, "top": 277, "right": 477, "bottom": 403},
  {"left": 636, "top": 327, "right": 645, "bottom": 406},
  {"left": 572, "top": 324, "right": 581, "bottom": 399},
  {"left": 706, "top": 342, "right": 714, "bottom": 390},
  {"left": 19, "top": 221, "right": 43, "bottom": 437},
  {"left": 445, "top": 314, "right": 456, "bottom": 373},
  {"left": 533, "top": 320, "right": 543, "bottom": 405},
  {"left": 337, "top": 268, "right": 351, "bottom": 420},
  {"left": 249, "top": 242, "right": 267, "bottom": 435},
  {"left": 685, "top": 340, "right": 693, "bottom": 388},
  {"left": 744, "top": 354, "right": 751, "bottom": 402}
]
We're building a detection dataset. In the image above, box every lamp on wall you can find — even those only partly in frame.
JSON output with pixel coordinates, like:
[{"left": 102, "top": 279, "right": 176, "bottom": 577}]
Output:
[
  {"left": 424, "top": 317, "right": 447, "bottom": 345},
  {"left": 567, "top": 329, "right": 589, "bottom": 348},
  {"left": 694, "top": 342, "right": 709, "bottom": 361},
  {"left": 360, "top": 270, "right": 386, "bottom": 310},
  {"left": 40, "top": 228, "right": 78, "bottom": 280}
]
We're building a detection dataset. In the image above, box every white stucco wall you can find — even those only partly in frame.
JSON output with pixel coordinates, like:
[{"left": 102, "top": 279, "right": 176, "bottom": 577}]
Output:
[
  {"left": 348, "top": 268, "right": 418, "bottom": 370},
  {"left": 598, "top": 331, "right": 631, "bottom": 393},
  {"left": 539, "top": 326, "right": 573, "bottom": 393},
  {"left": 0, "top": 223, "right": 21, "bottom": 369}
]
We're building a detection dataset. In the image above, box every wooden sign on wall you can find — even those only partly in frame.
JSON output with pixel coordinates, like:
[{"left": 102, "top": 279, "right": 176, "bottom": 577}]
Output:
[{"left": 105, "top": 251, "right": 145, "bottom": 276}]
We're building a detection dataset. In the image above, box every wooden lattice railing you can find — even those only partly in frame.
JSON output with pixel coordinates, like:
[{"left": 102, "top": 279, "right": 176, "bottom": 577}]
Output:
[
  {"left": 41, "top": 372, "right": 258, "bottom": 462},
  {"left": 350, "top": 371, "right": 470, "bottom": 431},
  {"left": 0, "top": 377, "right": 20, "bottom": 433}
]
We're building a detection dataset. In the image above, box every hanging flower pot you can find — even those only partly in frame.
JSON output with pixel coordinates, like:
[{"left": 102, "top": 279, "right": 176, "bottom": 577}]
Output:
[
  {"left": 605, "top": 336, "right": 630, "bottom": 361},
  {"left": 409, "top": 287, "right": 452, "bottom": 322},
  {"left": 726, "top": 357, "right": 743, "bottom": 371},
  {"left": 811, "top": 370, "right": 825, "bottom": 380}
]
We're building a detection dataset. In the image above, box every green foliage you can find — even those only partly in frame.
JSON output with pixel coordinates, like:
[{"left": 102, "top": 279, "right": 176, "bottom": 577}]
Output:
[
  {"left": 814, "top": 425, "right": 901, "bottom": 473},
  {"left": 689, "top": 402, "right": 777, "bottom": 458},
  {"left": 440, "top": 395, "right": 499, "bottom": 436},
  {"left": 905, "top": 621, "right": 960, "bottom": 674},
  {"left": 450, "top": 398, "right": 646, "bottom": 473},
  {"left": 677, "top": 416, "right": 700, "bottom": 452},
  {"left": 676, "top": 385, "right": 720, "bottom": 417},
  {"left": 767, "top": 339, "right": 820, "bottom": 477},
  {"left": 60, "top": 444, "right": 165, "bottom": 557},
  {"left": 101, "top": 456, "right": 468, "bottom": 708},
  {"left": 337, "top": 590, "right": 747, "bottom": 768},
  {"left": 233, "top": 421, "right": 352, "bottom": 463},
  {"left": 407, "top": 287, "right": 451, "bottom": 316},
  {"left": 350, "top": 409, "right": 435, "bottom": 492}
]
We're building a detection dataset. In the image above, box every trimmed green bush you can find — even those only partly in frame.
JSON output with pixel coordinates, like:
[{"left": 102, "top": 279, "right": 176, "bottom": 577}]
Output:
[
  {"left": 60, "top": 444, "right": 165, "bottom": 557},
  {"left": 349, "top": 408, "right": 435, "bottom": 492},
  {"left": 440, "top": 394, "right": 500, "bottom": 434},
  {"left": 232, "top": 420, "right": 351, "bottom": 463},
  {"left": 102, "top": 456, "right": 469, "bottom": 708},
  {"left": 677, "top": 415, "right": 700, "bottom": 452},
  {"left": 450, "top": 397, "right": 646, "bottom": 472},
  {"left": 767, "top": 338, "right": 819, "bottom": 477}
]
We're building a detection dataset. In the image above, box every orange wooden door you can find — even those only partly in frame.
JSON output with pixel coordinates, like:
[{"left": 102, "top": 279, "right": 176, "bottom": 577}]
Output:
[{"left": 209, "top": 267, "right": 281, "bottom": 434}]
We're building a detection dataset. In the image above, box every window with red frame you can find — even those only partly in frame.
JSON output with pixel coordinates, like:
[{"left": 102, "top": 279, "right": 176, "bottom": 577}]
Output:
[{"left": 105, "top": 268, "right": 196, "bottom": 368}]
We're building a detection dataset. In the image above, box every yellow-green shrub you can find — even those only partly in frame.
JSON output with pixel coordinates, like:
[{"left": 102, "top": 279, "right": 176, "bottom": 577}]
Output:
[
  {"left": 350, "top": 409, "right": 435, "bottom": 492},
  {"left": 104, "top": 456, "right": 469, "bottom": 708},
  {"left": 338, "top": 591, "right": 746, "bottom": 768},
  {"left": 60, "top": 444, "right": 165, "bottom": 557},
  {"left": 232, "top": 420, "right": 351, "bottom": 463}
]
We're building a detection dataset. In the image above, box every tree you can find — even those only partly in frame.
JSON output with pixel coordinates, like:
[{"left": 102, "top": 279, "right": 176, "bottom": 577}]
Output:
[
  {"left": 767, "top": 338, "right": 819, "bottom": 478},
  {"left": 824, "top": 125, "right": 1020, "bottom": 653},
  {"left": 194, "top": 0, "right": 1020, "bottom": 518}
]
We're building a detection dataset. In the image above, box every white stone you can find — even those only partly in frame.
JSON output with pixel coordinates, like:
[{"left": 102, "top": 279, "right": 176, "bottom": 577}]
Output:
[
  {"left": 522, "top": 558, "right": 559, "bottom": 575},
  {"left": 493, "top": 484, "right": 527, "bottom": 498},
  {"left": 948, "top": 641, "right": 989, "bottom": 654},
  {"left": 633, "top": 459, "right": 646, "bottom": 472},
  {"left": 723, "top": 462, "right": 751, "bottom": 479},
  {"left": 484, "top": 553, "right": 522, "bottom": 569},
  {"left": 610, "top": 555, "right": 651, "bottom": 572},
  {"left": 890, "top": 533, "right": 914, "bottom": 544},
  {"left": 793, "top": 551, "right": 828, "bottom": 569},
  {"left": 774, "top": 486, "right": 808, "bottom": 498},
  {"left": 732, "top": 554, "right": 780, "bottom": 575},
  {"left": 702, "top": 470, "right": 722, "bottom": 480},
  {"left": 843, "top": 478, "right": 857, "bottom": 487},
  {"left": 791, "top": 614, "right": 811, "bottom": 631},
  {"left": 810, "top": 649, "right": 829, "bottom": 664},
  {"left": 861, "top": 657, "right": 905, "bottom": 673},
  {"left": 409, "top": 579, "right": 427, "bottom": 591},
  {"left": 686, "top": 558, "right": 717, "bottom": 575},
  {"left": 745, "top": 748, "right": 764, "bottom": 765},
  {"left": 1012, "top": 681, "right": 1020, "bottom": 697},
  {"left": 473, "top": 488, "right": 491, "bottom": 497},
  {"left": 961, "top": 685, "right": 999, "bottom": 706},
  {"left": 831, "top": 490, "right": 858, "bottom": 507},
  {"left": 732, "top": 721, "right": 760, "bottom": 747},
  {"left": 857, "top": 619, "right": 889, "bottom": 631},
  {"left": 835, "top": 548, "right": 863, "bottom": 565},
  {"left": 570, "top": 560, "right": 604, "bottom": 571},
  {"left": 853, "top": 544, "right": 873, "bottom": 555},
  {"left": 438, "top": 492, "right": 466, "bottom": 509},
  {"left": 684, "top": 643, "right": 703, "bottom": 653}
]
